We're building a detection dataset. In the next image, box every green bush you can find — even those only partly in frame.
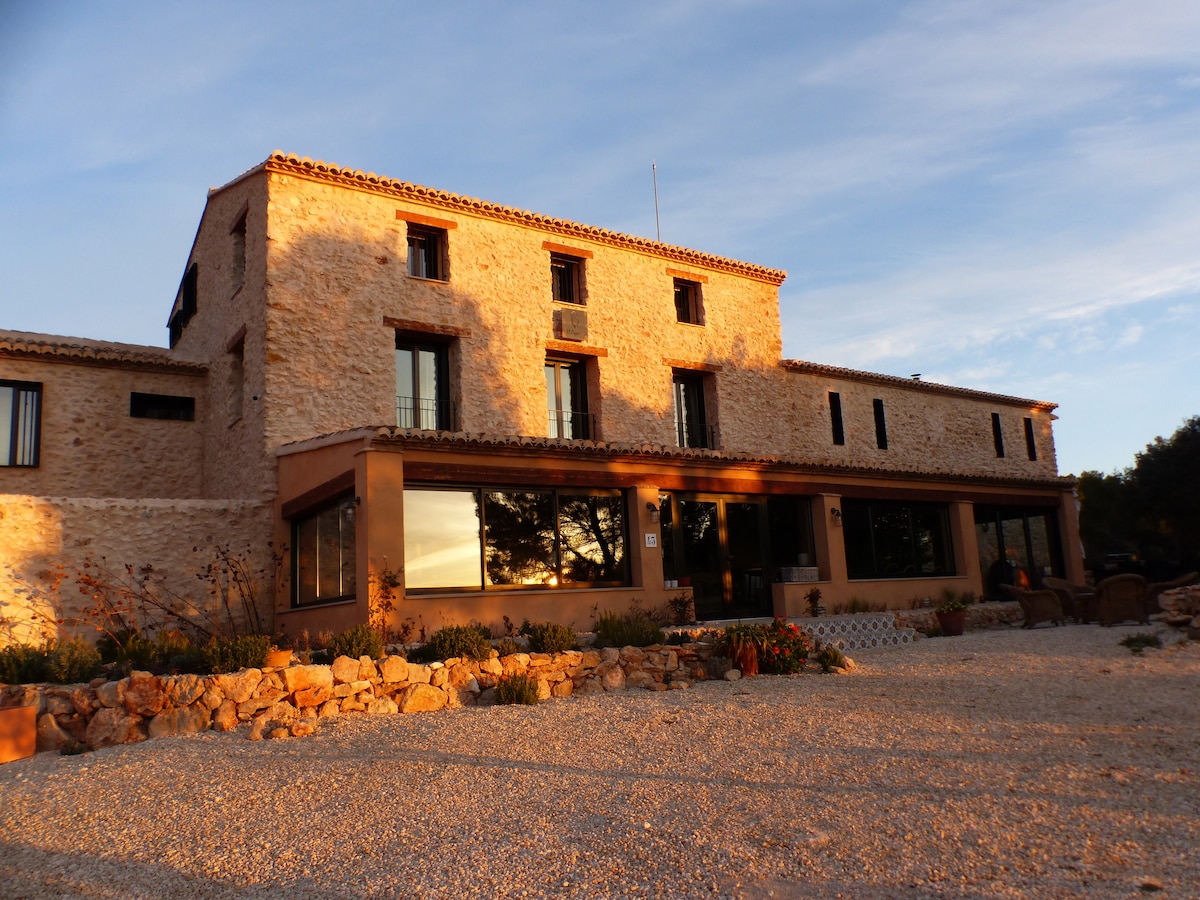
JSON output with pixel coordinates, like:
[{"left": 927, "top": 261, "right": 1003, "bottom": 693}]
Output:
[
  {"left": 520, "top": 620, "right": 576, "bottom": 653},
  {"left": 45, "top": 637, "right": 102, "bottom": 684},
  {"left": 330, "top": 624, "right": 384, "bottom": 661},
  {"left": 97, "top": 630, "right": 159, "bottom": 673},
  {"left": 758, "top": 619, "right": 810, "bottom": 675},
  {"left": 814, "top": 643, "right": 847, "bottom": 673},
  {"left": 496, "top": 672, "right": 540, "bottom": 705},
  {"left": 494, "top": 637, "right": 522, "bottom": 657},
  {"left": 201, "top": 634, "right": 271, "bottom": 674},
  {"left": 0, "top": 643, "right": 50, "bottom": 684},
  {"left": 593, "top": 608, "right": 664, "bottom": 648},
  {"left": 411, "top": 623, "right": 491, "bottom": 663},
  {"left": 1120, "top": 632, "right": 1162, "bottom": 655}
]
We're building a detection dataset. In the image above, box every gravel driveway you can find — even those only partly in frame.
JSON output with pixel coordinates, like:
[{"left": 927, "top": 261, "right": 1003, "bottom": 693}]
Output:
[{"left": 2, "top": 624, "right": 1197, "bottom": 899}]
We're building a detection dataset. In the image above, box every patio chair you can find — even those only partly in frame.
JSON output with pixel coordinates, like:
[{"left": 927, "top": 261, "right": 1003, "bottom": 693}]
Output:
[
  {"left": 1093, "top": 573, "right": 1150, "bottom": 627},
  {"left": 999, "top": 584, "right": 1065, "bottom": 628},
  {"left": 1042, "top": 576, "right": 1096, "bottom": 624},
  {"left": 1145, "top": 572, "right": 1199, "bottom": 613}
]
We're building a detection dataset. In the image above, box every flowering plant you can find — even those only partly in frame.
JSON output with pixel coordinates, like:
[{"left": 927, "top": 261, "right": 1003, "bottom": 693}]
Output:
[{"left": 758, "top": 617, "right": 810, "bottom": 675}]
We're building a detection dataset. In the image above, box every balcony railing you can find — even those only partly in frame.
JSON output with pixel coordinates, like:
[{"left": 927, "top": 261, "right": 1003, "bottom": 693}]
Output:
[
  {"left": 548, "top": 410, "right": 595, "bottom": 440},
  {"left": 397, "top": 396, "right": 457, "bottom": 431},
  {"left": 675, "top": 420, "right": 717, "bottom": 449}
]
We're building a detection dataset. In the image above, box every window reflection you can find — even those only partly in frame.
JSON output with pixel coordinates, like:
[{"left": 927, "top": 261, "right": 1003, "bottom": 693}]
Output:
[{"left": 403, "top": 489, "right": 483, "bottom": 589}]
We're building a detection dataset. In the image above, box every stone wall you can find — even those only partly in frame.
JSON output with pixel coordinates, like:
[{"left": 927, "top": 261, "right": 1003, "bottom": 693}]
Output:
[
  {"left": 4, "top": 643, "right": 738, "bottom": 753},
  {"left": 0, "top": 496, "right": 274, "bottom": 646},
  {"left": 0, "top": 352, "right": 207, "bottom": 499}
]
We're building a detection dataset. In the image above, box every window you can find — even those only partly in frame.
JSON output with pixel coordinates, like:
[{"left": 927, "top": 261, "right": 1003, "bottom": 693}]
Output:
[
  {"left": 673, "top": 373, "right": 712, "bottom": 448},
  {"left": 396, "top": 338, "right": 453, "bottom": 430},
  {"left": 843, "top": 499, "right": 955, "bottom": 579},
  {"left": 227, "top": 334, "right": 245, "bottom": 424},
  {"left": 292, "top": 496, "right": 356, "bottom": 606},
  {"left": 992, "top": 413, "right": 1005, "bottom": 458},
  {"left": 407, "top": 225, "right": 447, "bottom": 280},
  {"left": 673, "top": 278, "right": 703, "bottom": 324},
  {"left": 168, "top": 263, "right": 198, "bottom": 348},
  {"left": 550, "top": 253, "right": 584, "bottom": 305},
  {"left": 403, "top": 487, "right": 627, "bottom": 591},
  {"left": 0, "top": 380, "right": 41, "bottom": 467},
  {"left": 545, "top": 358, "right": 591, "bottom": 439},
  {"left": 129, "top": 392, "right": 195, "bottom": 421},
  {"left": 873, "top": 398, "right": 888, "bottom": 449},
  {"left": 829, "top": 391, "right": 845, "bottom": 445},
  {"left": 230, "top": 210, "right": 247, "bottom": 290},
  {"left": 1024, "top": 417, "right": 1038, "bottom": 460}
]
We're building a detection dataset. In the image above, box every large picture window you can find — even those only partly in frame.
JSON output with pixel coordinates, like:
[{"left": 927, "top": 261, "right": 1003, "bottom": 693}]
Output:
[
  {"left": 1, "top": 380, "right": 41, "bottom": 468},
  {"left": 292, "top": 496, "right": 357, "bottom": 606},
  {"left": 403, "top": 486, "right": 627, "bottom": 592},
  {"left": 843, "top": 499, "right": 954, "bottom": 579}
]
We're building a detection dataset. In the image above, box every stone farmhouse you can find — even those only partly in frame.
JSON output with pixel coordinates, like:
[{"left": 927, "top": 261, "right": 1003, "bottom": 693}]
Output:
[{"left": 0, "top": 152, "right": 1085, "bottom": 644}]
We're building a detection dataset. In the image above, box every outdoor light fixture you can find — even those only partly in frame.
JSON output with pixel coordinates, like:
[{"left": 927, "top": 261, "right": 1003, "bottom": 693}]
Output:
[
  {"left": 646, "top": 502, "right": 660, "bottom": 524},
  {"left": 830, "top": 507, "right": 843, "bottom": 526}
]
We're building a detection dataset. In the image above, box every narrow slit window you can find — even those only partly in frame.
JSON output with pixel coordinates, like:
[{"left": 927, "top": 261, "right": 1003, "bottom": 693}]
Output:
[
  {"left": 873, "top": 398, "right": 888, "bottom": 450},
  {"left": 829, "top": 392, "right": 845, "bottom": 445},
  {"left": 992, "top": 413, "right": 1005, "bottom": 458},
  {"left": 1024, "top": 417, "right": 1038, "bottom": 460}
]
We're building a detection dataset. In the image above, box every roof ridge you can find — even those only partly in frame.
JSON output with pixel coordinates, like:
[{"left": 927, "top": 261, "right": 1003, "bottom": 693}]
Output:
[{"left": 248, "top": 152, "right": 787, "bottom": 285}]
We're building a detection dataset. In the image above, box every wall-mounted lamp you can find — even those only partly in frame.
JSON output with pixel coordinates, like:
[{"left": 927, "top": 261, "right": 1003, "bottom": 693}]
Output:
[
  {"left": 830, "top": 507, "right": 842, "bottom": 526},
  {"left": 646, "top": 502, "right": 660, "bottom": 525},
  {"left": 354, "top": 496, "right": 362, "bottom": 506}
]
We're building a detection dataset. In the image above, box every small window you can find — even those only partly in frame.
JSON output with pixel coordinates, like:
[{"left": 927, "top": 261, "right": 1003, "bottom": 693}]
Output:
[
  {"left": 673, "top": 373, "right": 712, "bottom": 448},
  {"left": 1024, "top": 417, "right": 1038, "bottom": 461},
  {"left": 230, "top": 210, "right": 247, "bottom": 291},
  {"left": 550, "top": 253, "right": 584, "bottom": 305},
  {"left": 546, "top": 358, "right": 591, "bottom": 439},
  {"left": 673, "top": 279, "right": 703, "bottom": 324},
  {"left": 292, "top": 496, "right": 357, "bottom": 606},
  {"left": 829, "top": 392, "right": 845, "bottom": 445},
  {"left": 407, "top": 225, "right": 447, "bottom": 280},
  {"left": 129, "top": 392, "right": 195, "bottom": 421},
  {"left": 992, "top": 413, "right": 1005, "bottom": 458},
  {"left": 0, "top": 380, "right": 41, "bottom": 467},
  {"left": 873, "top": 398, "right": 888, "bottom": 450}
]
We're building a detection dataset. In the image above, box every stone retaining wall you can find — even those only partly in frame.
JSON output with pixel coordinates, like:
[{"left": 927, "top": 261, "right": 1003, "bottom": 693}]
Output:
[{"left": 2, "top": 643, "right": 740, "bottom": 753}]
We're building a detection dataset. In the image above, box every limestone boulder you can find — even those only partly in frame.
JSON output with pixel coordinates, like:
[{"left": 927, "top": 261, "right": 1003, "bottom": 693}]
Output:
[
  {"left": 599, "top": 665, "right": 626, "bottom": 692},
  {"left": 213, "top": 669, "right": 263, "bottom": 704},
  {"left": 366, "top": 697, "right": 399, "bottom": 716},
  {"left": 148, "top": 705, "right": 210, "bottom": 739},
  {"left": 293, "top": 685, "right": 333, "bottom": 708},
  {"left": 86, "top": 707, "right": 145, "bottom": 749},
  {"left": 626, "top": 670, "right": 656, "bottom": 690},
  {"left": 358, "top": 657, "right": 378, "bottom": 680},
  {"left": 478, "top": 657, "right": 503, "bottom": 676},
  {"left": 282, "top": 665, "right": 333, "bottom": 694},
  {"left": 124, "top": 672, "right": 165, "bottom": 717},
  {"left": 551, "top": 679, "right": 573, "bottom": 698},
  {"left": 36, "top": 712, "right": 70, "bottom": 752},
  {"left": 69, "top": 687, "right": 99, "bottom": 716},
  {"left": 330, "top": 656, "right": 360, "bottom": 684},
  {"left": 379, "top": 655, "right": 409, "bottom": 684},
  {"left": 406, "top": 664, "right": 432, "bottom": 685},
  {"left": 212, "top": 700, "right": 239, "bottom": 732},
  {"left": 398, "top": 683, "right": 448, "bottom": 713},
  {"left": 163, "top": 674, "right": 206, "bottom": 708},
  {"left": 95, "top": 679, "right": 124, "bottom": 709}
]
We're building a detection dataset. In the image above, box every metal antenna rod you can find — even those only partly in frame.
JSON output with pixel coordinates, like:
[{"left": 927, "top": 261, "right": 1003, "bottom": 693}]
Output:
[{"left": 652, "top": 160, "right": 661, "bottom": 242}]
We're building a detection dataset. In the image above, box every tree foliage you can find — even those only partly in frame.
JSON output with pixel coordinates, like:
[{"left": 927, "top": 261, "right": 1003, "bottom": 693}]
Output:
[{"left": 1077, "top": 416, "right": 1200, "bottom": 576}]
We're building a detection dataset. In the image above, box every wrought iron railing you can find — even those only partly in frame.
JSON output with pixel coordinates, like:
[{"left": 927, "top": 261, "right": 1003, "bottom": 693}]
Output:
[
  {"left": 548, "top": 410, "right": 595, "bottom": 440},
  {"left": 396, "top": 396, "right": 457, "bottom": 431},
  {"left": 676, "top": 421, "right": 717, "bottom": 449}
]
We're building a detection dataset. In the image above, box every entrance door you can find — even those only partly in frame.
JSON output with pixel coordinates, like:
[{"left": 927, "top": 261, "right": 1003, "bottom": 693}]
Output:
[{"left": 666, "top": 496, "right": 773, "bottom": 620}]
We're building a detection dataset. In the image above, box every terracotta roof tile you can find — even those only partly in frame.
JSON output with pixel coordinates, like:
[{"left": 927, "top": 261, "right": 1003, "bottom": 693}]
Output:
[{"left": 0, "top": 330, "right": 206, "bottom": 374}]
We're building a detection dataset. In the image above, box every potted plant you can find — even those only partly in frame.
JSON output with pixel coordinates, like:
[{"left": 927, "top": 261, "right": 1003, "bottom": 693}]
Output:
[
  {"left": 934, "top": 590, "right": 970, "bottom": 636},
  {"left": 265, "top": 632, "right": 293, "bottom": 668},
  {"left": 0, "top": 703, "right": 38, "bottom": 764}
]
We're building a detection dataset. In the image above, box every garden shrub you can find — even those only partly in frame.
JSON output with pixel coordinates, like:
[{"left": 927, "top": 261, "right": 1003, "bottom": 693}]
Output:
[
  {"left": 410, "top": 623, "right": 491, "bottom": 663},
  {"left": 45, "top": 637, "right": 103, "bottom": 684},
  {"left": 0, "top": 642, "right": 50, "bottom": 684},
  {"left": 814, "top": 643, "right": 847, "bottom": 673},
  {"left": 520, "top": 620, "right": 576, "bottom": 653},
  {"left": 1120, "top": 632, "right": 1162, "bottom": 655},
  {"left": 201, "top": 634, "right": 271, "bottom": 674},
  {"left": 496, "top": 672, "right": 540, "bottom": 705},
  {"left": 593, "top": 607, "right": 664, "bottom": 648},
  {"left": 758, "top": 619, "right": 810, "bottom": 675},
  {"left": 494, "top": 637, "right": 522, "bottom": 657},
  {"left": 330, "top": 624, "right": 384, "bottom": 661}
]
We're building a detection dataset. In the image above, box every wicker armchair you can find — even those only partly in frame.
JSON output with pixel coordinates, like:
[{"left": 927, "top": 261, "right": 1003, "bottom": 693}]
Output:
[
  {"left": 999, "top": 584, "right": 1065, "bottom": 628},
  {"left": 1145, "top": 572, "right": 1199, "bottom": 613},
  {"left": 1094, "top": 573, "right": 1150, "bottom": 627},
  {"left": 1042, "top": 576, "right": 1096, "bottom": 624}
]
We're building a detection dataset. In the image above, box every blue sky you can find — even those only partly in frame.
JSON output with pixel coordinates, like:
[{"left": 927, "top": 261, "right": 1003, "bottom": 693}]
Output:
[{"left": 1, "top": 0, "right": 1197, "bottom": 477}]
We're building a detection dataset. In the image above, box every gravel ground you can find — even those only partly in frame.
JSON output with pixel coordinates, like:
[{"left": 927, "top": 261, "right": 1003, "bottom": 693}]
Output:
[{"left": 2, "top": 624, "right": 1197, "bottom": 899}]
